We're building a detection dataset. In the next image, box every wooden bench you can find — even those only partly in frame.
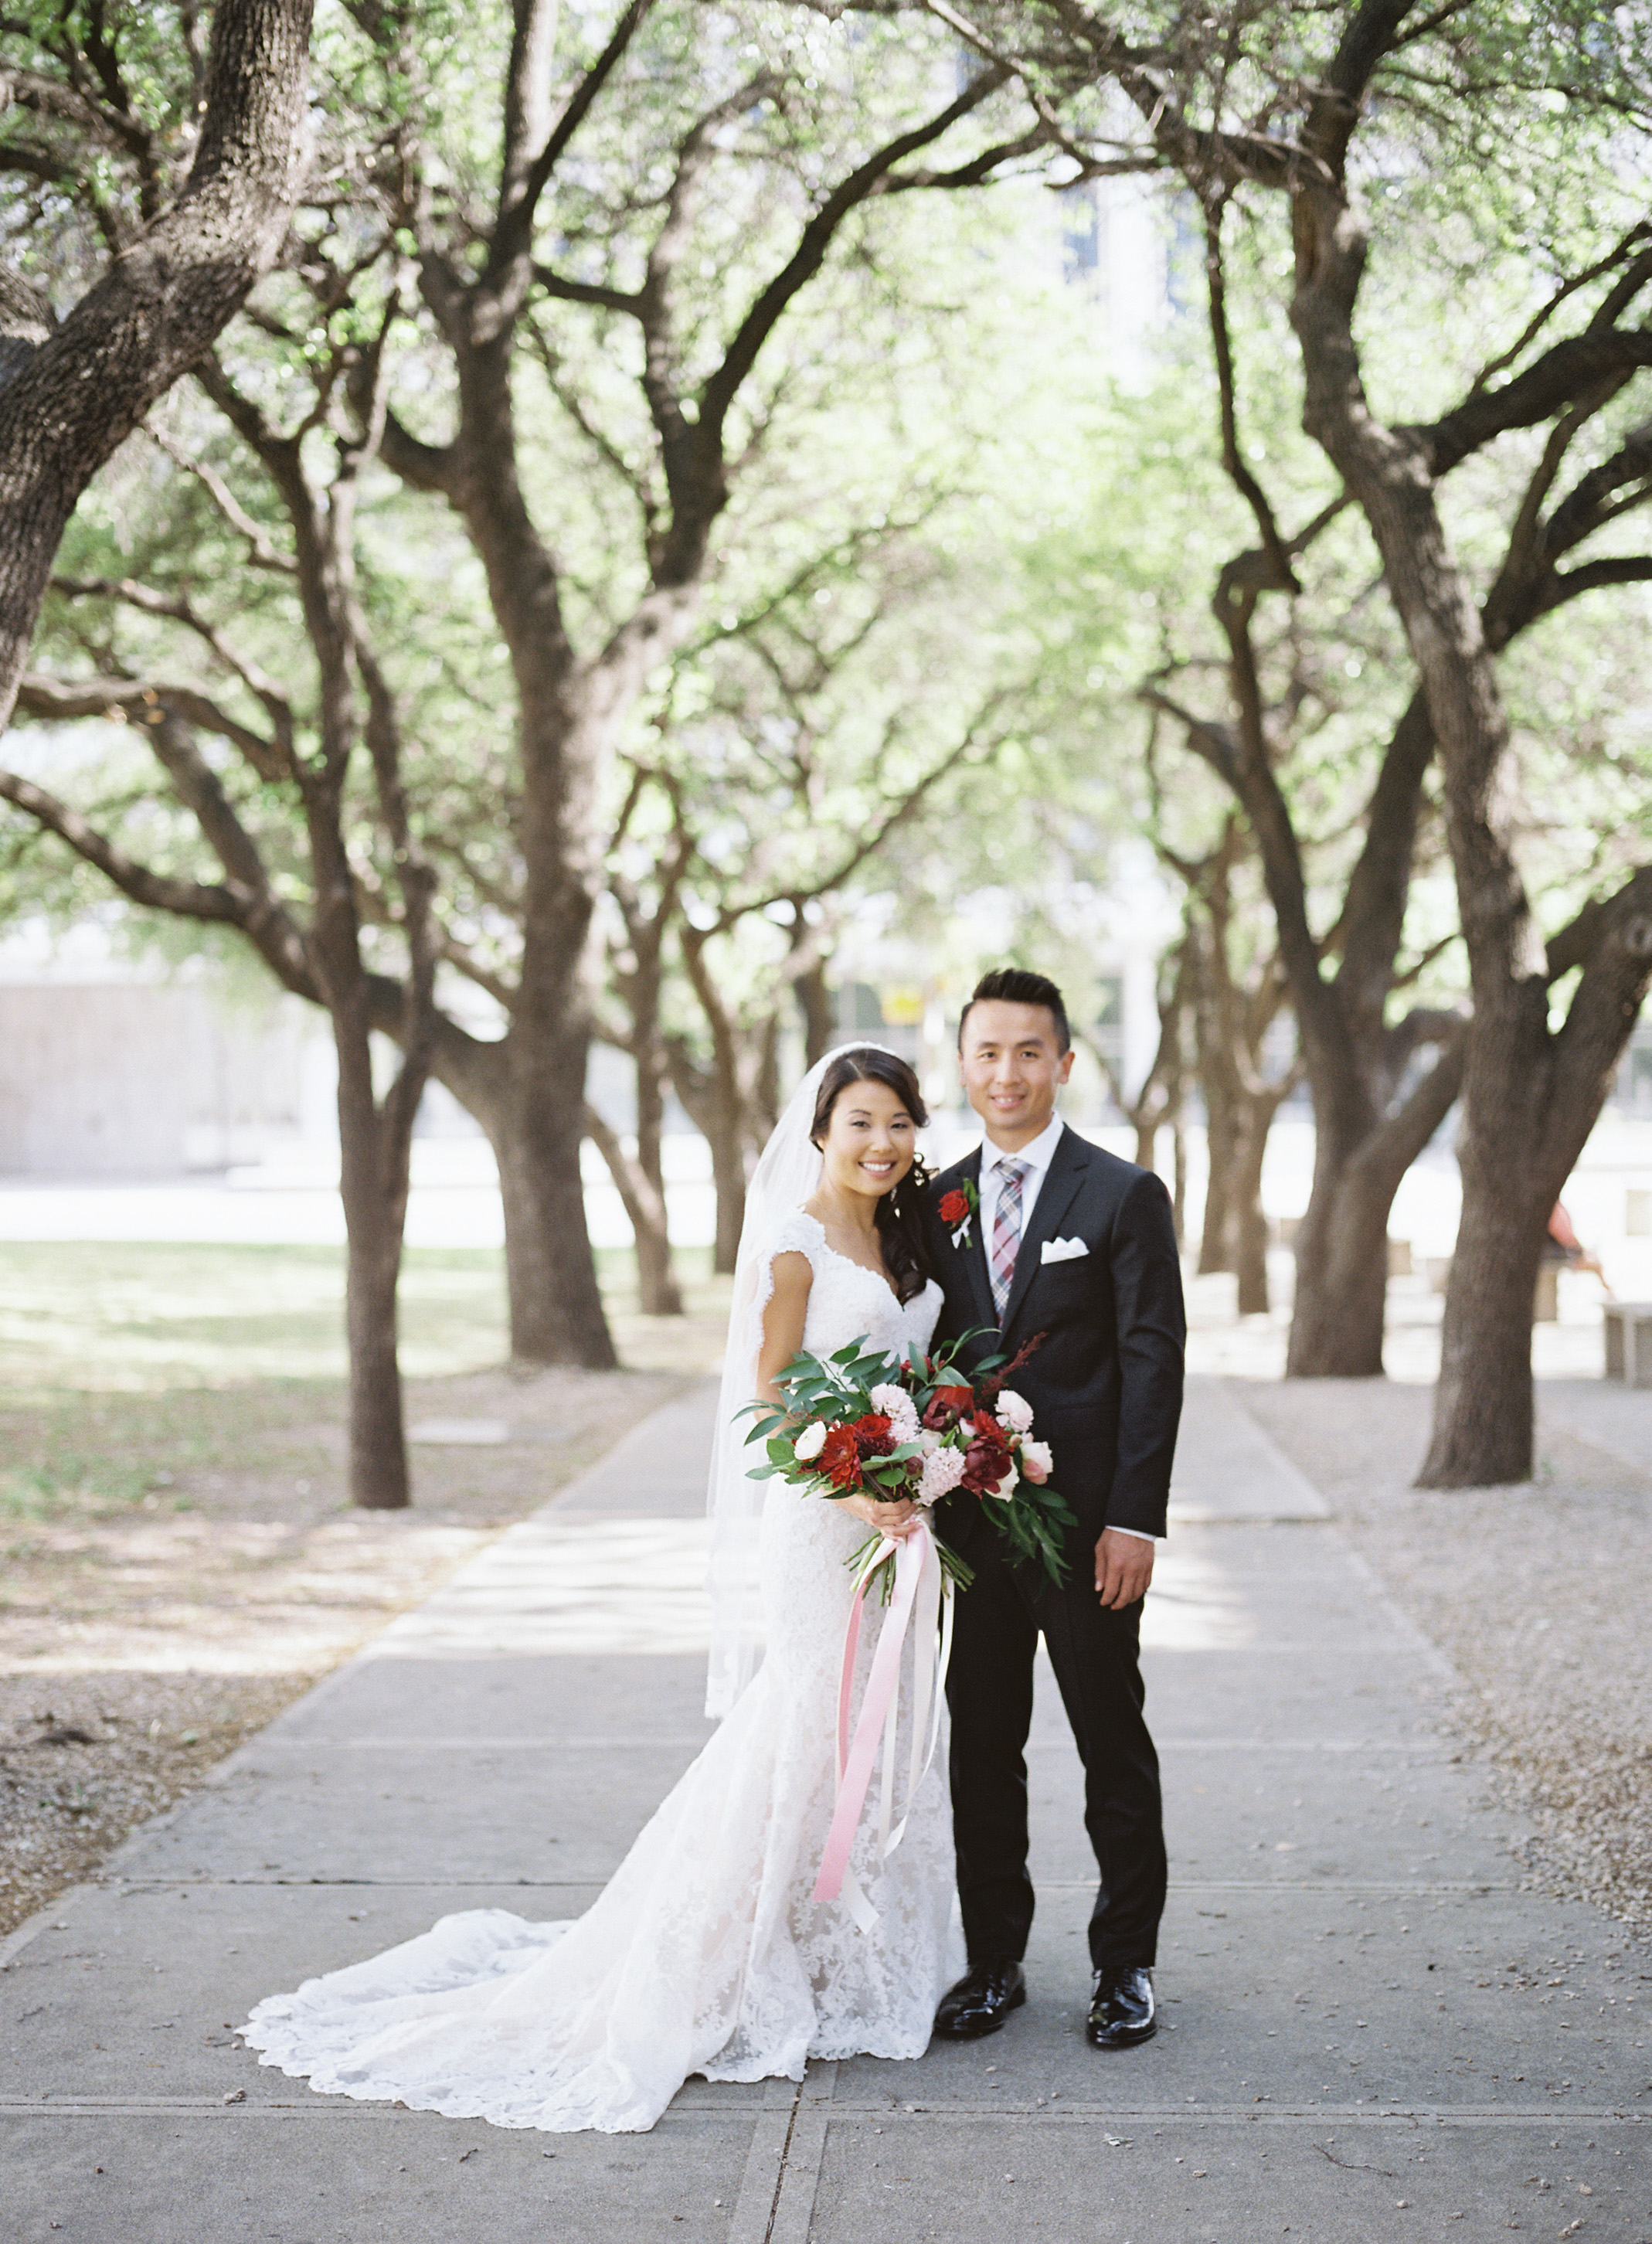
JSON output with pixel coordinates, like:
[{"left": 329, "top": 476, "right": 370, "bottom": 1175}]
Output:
[{"left": 1603, "top": 1303, "right": 1652, "bottom": 1385}]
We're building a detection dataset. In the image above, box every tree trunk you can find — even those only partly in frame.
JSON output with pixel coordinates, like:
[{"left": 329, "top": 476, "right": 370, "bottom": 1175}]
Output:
[
  {"left": 753, "top": 1010, "right": 782, "bottom": 1144},
  {"left": 1189, "top": 910, "right": 1241, "bottom": 1276},
  {"left": 492, "top": 1022, "right": 617, "bottom": 1368},
  {"left": 336, "top": 1092, "right": 413, "bottom": 1511},
  {"left": 1108, "top": 928, "right": 1188, "bottom": 1188},
  {"left": 583, "top": 1100, "right": 685, "bottom": 1318},
  {"left": 796, "top": 954, "right": 835, "bottom": 1068},
  {"left": 1198, "top": 1087, "right": 1238, "bottom": 1274},
  {"left": 1421, "top": 1169, "right": 1550, "bottom": 1487},
  {"left": 0, "top": 0, "right": 313, "bottom": 732},
  {"left": 672, "top": 933, "right": 755, "bottom": 1275},
  {"left": 1284, "top": 141, "right": 1652, "bottom": 1477},
  {"left": 663, "top": 1036, "right": 747, "bottom": 1277},
  {"left": 1171, "top": 1123, "right": 1188, "bottom": 1245},
  {"left": 634, "top": 1202, "right": 685, "bottom": 1318},
  {"left": 368, "top": 992, "right": 599, "bottom": 1367},
  {"left": 1285, "top": 1148, "right": 1392, "bottom": 1376},
  {"left": 631, "top": 1029, "right": 685, "bottom": 1315},
  {"left": 1232, "top": 1098, "right": 1275, "bottom": 1317},
  {"left": 707, "top": 1103, "right": 746, "bottom": 1276},
  {"left": 388, "top": 973, "right": 640, "bottom": 1360},
  {"left": 315, "top": 819, "right": 422, "bottom": 1508}
]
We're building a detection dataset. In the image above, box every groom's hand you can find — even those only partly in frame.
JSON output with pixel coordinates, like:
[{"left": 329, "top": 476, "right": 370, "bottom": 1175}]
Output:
[{"left": 1094, "top": 1528, "right": 1154, "bottom": 1609}]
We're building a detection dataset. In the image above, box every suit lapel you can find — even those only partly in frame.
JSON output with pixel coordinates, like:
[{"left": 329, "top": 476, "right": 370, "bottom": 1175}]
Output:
[
  {"left": 944, "top": 1146, "right": 996, "bottom": 1334},
  {"left": 1000, "top": 1124, "right": 1090, "bottom": 1337}
]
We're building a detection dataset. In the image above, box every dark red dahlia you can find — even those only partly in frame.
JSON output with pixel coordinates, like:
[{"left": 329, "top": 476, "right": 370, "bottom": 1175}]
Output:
[
  {"left": 818, "top": 1412, "right": 895, "bottom": 1490},
  {"left": 958, "top": 1410, "right": 1014, "bottom": 1494}
]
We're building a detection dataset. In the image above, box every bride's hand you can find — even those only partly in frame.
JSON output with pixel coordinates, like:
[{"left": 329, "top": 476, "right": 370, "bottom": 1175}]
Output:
[{"left": 834, "top": 1491, "right": 920, "bottom": 1540}]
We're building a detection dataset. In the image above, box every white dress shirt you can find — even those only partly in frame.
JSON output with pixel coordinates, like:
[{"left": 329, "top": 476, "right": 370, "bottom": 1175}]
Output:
[
  {"left": 977, "top": 1112, "right": 1066, "bottom": 1243},
  {"left": 978, "top": 1114, "right": 1161, "bottom": 1548}
]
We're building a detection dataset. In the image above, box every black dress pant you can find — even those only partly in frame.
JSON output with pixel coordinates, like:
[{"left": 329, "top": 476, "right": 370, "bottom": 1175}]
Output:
[{"left": 945, "top": 1532, "right": 1166, "bottom": 1970}]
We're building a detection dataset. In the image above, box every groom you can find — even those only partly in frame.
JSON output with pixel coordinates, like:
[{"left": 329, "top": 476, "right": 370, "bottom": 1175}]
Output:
[{"left": 924, "top": 967, "right": 1185, "bottom": 2049}]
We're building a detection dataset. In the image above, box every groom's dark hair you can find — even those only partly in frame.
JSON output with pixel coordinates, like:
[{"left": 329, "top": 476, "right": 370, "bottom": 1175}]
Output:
[{"left": 958, "top": 967, "right": 1071, "bottom": 1053}]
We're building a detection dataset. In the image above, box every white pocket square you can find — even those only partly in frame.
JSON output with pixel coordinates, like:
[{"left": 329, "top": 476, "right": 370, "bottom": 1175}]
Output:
[{"left": 1041, "top": 1236, "right": 1089, "bottom": 1263}]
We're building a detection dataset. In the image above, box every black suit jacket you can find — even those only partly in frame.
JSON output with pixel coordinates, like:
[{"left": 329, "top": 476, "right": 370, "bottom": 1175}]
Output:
[{"left": 921, "top": 1124, "right": 1185, "bottom": 1554}]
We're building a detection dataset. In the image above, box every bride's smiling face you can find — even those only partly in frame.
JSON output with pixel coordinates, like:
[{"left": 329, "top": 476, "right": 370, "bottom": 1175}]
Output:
[{"left": 814, "top": 1079, "right": 917, "bottom": 1204}]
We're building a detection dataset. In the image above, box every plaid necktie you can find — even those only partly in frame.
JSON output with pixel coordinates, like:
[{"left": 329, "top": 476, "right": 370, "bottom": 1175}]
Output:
[{"left": 989, "top": 1157, "right": 1029, "bottom": 1321}]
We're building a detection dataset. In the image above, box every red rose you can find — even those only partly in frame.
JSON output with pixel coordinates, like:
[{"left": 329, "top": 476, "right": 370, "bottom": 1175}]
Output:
[
  {"left": 938, "top": 1188, "right": 970, "bottom": 1224},
  {"left": 850, "top": 1412, "right": 896, "bottom": 1457}
]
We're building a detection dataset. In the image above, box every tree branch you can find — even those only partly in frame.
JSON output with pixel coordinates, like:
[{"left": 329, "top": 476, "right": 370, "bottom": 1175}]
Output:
[
  {"left": 1467, "top": 225, "right": 1652, "bottom": 397},
  {"left": 702, "top": 692, "right": 1010, "bottom": 933},
  {"left": 531, "top": 265, "right": 644, "bottom": 318},
  {"left": 142, "top": 420, "right": 297, "bottom": 574},
  {"left": 1545, "top": 863, "right": 1652, "bottom": 1176},
  {"left": 1547, "top": 863, "right": 1652, "bottom": 981},
  {"left": 14, "top": 671, "right": 284, "bottom": 780},
  {"left": 697, "top": 65, "right": 1012, "bottom": 457},
  {"left": 49, "top": 572, "right": 296, "bottom": 751},
  {"left": 373, "top": 406, "right": 457, "bottom": 496},
  {"left": 0, "top": 765, "right": 245, "bottom": 925},
  {"left": 1333, "top": 687, "right": 1434, "bottom": 1032},
  {"left": 0, "top": 0, "right": 314, "bottom": 730},
  {"left": 1416, "top": 328, "right": 1652, "bottom": 476},
  {"left": 1204, "top": 198, "right": 1298, "bottom": 592},
  {"left": 1348, "top": 1024, "right": 1467, "bottom": 1197},
  {"left": 495, "top": 0, "right": 658, "bottom": 270}
]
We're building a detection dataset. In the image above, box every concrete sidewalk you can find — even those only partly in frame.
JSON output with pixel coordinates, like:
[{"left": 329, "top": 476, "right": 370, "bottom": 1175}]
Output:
[{"left": 3, "top": 1379, "right": 1647, "bottom": 2242}]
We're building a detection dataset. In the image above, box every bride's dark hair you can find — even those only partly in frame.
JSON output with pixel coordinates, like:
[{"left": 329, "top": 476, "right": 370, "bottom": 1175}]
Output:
[{"left": 808, "top": 1046, "right": 935, "bottom": 1305}]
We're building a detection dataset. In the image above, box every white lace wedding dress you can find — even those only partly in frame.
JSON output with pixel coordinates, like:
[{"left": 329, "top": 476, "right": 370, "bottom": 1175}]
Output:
[{"left": 246, "top": 1209, "right": 963, "bottom": 2133}]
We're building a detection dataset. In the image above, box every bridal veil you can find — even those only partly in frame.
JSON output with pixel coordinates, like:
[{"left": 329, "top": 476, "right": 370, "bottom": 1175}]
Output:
[{"left": 702, "top": 1039, "right": 906, "bottom": 1719}]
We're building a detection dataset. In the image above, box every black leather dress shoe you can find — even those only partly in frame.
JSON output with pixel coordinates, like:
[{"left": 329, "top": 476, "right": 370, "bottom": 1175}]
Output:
[
  {"left": 933, "top": 1960, "right": 1027, "bottom": 2039},
  {"left": 1086, "top": 1964, "right": 1156, "bottom": 2048}
]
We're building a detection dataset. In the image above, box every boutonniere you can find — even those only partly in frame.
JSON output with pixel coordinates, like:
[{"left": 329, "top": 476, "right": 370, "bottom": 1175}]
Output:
[{"left": 937, "top": 1180, "right": 980, "bottom": 1251}]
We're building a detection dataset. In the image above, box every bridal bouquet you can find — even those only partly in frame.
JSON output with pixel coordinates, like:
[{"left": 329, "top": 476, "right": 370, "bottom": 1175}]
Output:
[
  {"left": 745, "top": 1332, "right": 1075, "bottom": 1930},
  {"left": 743, "top": 1329, "right": 1073, "bottom": 1597},
  {"left": 904, "top": 1329, "right": 1076, "bottom": 1589}
]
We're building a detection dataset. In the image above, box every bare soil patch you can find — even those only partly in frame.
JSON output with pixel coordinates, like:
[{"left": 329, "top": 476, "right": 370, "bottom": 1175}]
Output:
[{"left": 1239, "top": 1374, "right": 1652, "bottom": 1940}]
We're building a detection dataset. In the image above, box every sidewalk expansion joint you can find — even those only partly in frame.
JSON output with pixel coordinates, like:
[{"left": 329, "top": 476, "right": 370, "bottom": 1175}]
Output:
[
  {"left": 2, "top": 2099, "right": 1644, "bottom": 2128},
  {"left": 92, "top": 1875, "right": 1521, "bottom": 1894},
  {"left": 243, "top": 1734, "right": 1454, "bottom": 1753},
  {"left": 820, "top": 2103, "right": 1650, "bottom": 2126},
  {"left": 727, "top": 2062, "right": 834, "bottom": 2244},
  {"left": 1048, "top": 1879, "right": 1521, "bottom": 1894}
]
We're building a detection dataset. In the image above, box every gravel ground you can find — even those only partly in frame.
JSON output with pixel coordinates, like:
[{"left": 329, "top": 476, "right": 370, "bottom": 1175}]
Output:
[
  {"left": 1239, "top": 1374, "right": 1652, "bottom": 1942},
  {"left": 0, "top": 1672, "right": 307, "bottom": 1937}
]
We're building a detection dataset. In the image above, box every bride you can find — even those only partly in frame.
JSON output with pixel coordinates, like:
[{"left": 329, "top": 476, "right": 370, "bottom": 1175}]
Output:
[{"left": 246, "top": 1043, "right": 963, "bottom": 2133}]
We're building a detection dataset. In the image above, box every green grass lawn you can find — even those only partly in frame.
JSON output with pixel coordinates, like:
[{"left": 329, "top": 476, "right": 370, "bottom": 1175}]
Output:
[
  {"left": 0, "top": 1241, "right": 510, "bottom": 1394},
  {"left": 0, "top": 1239, "right": 731, "bottom": 1399},
  {"left": 0, "top": 1237, "right": 729, "bottom": 1527}
]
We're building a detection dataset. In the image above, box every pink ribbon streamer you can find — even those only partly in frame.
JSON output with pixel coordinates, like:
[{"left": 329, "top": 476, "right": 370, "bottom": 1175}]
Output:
[{"left": 812, "top": 1518, "right": 943, "bottom": 1922}]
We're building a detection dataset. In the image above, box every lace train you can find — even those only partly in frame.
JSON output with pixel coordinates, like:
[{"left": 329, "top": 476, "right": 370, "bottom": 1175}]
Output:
[{"left": 246, "top": 1211, "right": 961, "bottom": 2133}]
